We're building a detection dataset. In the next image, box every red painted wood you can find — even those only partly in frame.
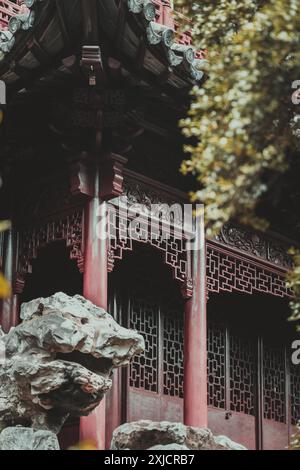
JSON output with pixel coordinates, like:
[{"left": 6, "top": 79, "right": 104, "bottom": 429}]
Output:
[
  {"left": 0, "top": 0, "right": 23, "bottom": 30},
  {"left": 262, "top": 419, "right": 289, "bottom": 450},
  {"left": 0, "top": 229, "right": 19, "bottom": 332},
  {"left": 128, "top": 388, "right": 183, "bottom": 423},
  {"left": 184, "top": 212, "right": 208, "bottom": 428},
  {"left": 208, "top": 407, "right": 256, "bottom": 450},
  {"left": 79, "top": 178, "right": 108, "bottom": 450},
  {"left": 105, "top": 369, "right": 122, "bottom": 449}
]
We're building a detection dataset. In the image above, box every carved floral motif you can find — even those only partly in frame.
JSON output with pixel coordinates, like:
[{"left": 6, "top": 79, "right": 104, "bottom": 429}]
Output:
[{"left": 216, "top": 224, "right": 292, "bottom": 269}]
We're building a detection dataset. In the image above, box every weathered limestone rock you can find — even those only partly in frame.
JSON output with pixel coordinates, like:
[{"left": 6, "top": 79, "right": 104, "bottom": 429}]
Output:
[
  {"left": 111, "top": 421, "right": 247, "bottom": 450},
  {"left": 0, "top": 293, "right": 145, "bottom": 439},
  {"left": 0, "top": 427, "right": 59, "bottom": 451},
  {"left": 149, "top": 444, "right": 190, "bottom": 450},
  {"left": 214, "top": 435, "right": 247, "bottom": 451}
]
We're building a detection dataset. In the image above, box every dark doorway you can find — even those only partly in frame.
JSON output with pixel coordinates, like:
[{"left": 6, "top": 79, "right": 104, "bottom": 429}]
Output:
[{"left": 21, "top": 240, "right": 83, "bottom": 303}]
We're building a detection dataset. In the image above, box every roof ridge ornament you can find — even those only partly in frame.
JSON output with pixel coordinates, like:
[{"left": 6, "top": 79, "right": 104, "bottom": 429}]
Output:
[
  {"left": 0, "top": 0, "right": 44, "bottom": 63},
  {"left": 128, "top": 0, "right": 205, "bottom": 83},
  {"left": 146, "top": 21, "right": 174, "bottom": 47},
  {"left": 128, "top": 0, "right": 156, "bottom": 21}
]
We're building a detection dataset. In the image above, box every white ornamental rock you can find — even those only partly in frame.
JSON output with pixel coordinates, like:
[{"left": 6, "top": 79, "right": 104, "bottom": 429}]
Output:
[{"left": 0, "top": 292, "right": 144, "bottom": 436}]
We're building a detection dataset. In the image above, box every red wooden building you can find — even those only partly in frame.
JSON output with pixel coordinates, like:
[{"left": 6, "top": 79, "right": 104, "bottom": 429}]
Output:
[{"left": 0, "top": 0, "right": 299, "bottom": 450}]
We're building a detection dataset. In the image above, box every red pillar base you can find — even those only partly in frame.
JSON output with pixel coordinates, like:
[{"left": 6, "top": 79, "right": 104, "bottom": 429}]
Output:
[{"left": 80, "top": 402, "right": 106, "bottom": 449}]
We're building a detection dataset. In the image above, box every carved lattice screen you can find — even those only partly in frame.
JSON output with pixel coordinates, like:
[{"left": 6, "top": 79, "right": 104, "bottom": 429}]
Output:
[
  {"left": 129, "top": 298, "right": 159, "bottom": 392},
  {"left": 230, "top": 334, "right": 255, "bottom": 416},
  {"left": 129, "top": 298, "right": 184, "bottom": 399},
  {"left": 207, "top": 322, "right": 226, "bottom": 409},
  {"left": 162, "top": 311, "right": 184, "bottom": 398},
  {"left": 291, "top": 363, "right": 300, "bottom": 425},
  {"left": 263, "top": 346, "right": 286, "bottom": 423}
]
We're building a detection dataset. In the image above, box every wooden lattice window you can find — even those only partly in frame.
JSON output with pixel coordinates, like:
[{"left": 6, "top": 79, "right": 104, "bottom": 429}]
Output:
[
  {"left": 230, "top": 334, "right": 255, "bottom": 416},
  {"left": 263, "top": 346, "right": 286, "bottom": 423},
  {"left": 290, "top": 363, "right": 300, "bottom": 425},
  {"left": 207, "top": 322, "right": 226, "bottom": 409}
]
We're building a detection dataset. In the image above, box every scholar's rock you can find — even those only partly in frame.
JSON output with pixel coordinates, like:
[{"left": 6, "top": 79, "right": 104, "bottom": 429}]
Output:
[
  {"left": 0, "top": 292, "right": 144, "bottom": 441},
  {"left": 111, "top": 420, "right": 247, "bottom": 450},
  {"left": 0, "top": 427, "right": 59, "bottom": 450}
]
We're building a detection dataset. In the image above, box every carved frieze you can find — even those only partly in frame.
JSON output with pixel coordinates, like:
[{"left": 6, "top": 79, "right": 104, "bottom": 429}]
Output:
[
  {"left": 108, "top": 177, "right": 193, "bottom": 298},
  {"left": 120, "top": 178, "right": 185, "bottom": 227},
  {"left": 216, "top": 223, "right": 292, "bottom": 270},
  {"left": 206, "top": 244, "right": 292, "bottom": 299},
  {"left": 107, "top": 178, "right": 292, "bottom": 300}
]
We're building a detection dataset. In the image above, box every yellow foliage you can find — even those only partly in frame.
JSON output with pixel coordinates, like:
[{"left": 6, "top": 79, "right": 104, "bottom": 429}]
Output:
[
  {"left": 0, "top": 220, "right": 11, "bottom": 298},
  {"left": 175, "top": 0, "right": 300, "bottom": 237},
  {"left": 68, "top": 440, "right": 98, "bottom": 451},
  {"left": 174, "top": 1, "right": 300, "bottom": 324},
  {"left": 0, "top": 272, "right": 10, "bottom": 299},
  {"left": 0, "top": 221, "right": 11, "bottom": 233}
]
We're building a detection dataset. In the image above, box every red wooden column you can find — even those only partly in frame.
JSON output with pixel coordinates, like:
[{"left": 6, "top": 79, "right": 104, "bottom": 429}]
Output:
[
  {"left": 0, "top": 228, "right": 19, "bottom": 332},
  {"left": 80, "top": 169, "right": 108, "bottom": 450},
  {"left": 184, "top": 209, "right": 208, "bottom": 428}
]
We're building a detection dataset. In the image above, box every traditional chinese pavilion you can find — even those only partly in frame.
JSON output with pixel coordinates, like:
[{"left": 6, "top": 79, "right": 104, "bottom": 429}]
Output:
[{"left": 0, "top": 0, "right": 299, "bottom": 451}]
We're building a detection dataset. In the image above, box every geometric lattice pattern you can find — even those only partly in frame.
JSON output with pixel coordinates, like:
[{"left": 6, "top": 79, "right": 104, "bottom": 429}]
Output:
[
  {"left": 129, "top": 297, "right": 184, "bottom": 397},
  {"left": 263, "top": 346, "right": 286, "bottom": 423},
  {"left": 207, "top": 322, "right": 226, "bottom": 409},
  {"left": 230, "top": 335, "right": 255, "bottom": 415},
  {"left": 129, "top": 299, "right": 184, "bottom": 398},
  {"left": 17, "top": 210, "right": 84, "bottom": 287},
  {"left": 108, "top": 210, "right": 193, "bottom": 298},
  {"left": 163, "top": 312, "right": 184, "bottom": 398},
  {"left": 207, "top": 245, "right": 291, "bottom": 298},
  {"left": 290, "top": 363, "right": 300, "bottom": 425},
  {"left": 129, "top": 299, "right": 159, "bottom": 392}
]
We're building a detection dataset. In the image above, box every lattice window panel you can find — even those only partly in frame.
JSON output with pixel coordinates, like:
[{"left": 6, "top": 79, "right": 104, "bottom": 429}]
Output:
[
  {"left": 129, "top": 299, "right": 159, "bottom": 392},
  {"left": 207, "top": 322, "right": 226, "bottom": 409},
  {"left": 163, "top": 312, "right": 184, "bottom": 398},
  {"left": 230, "top": 335, "right": 255, "bottom": 415},
  {"left": 108, "top": 209, "right": 193, "bottom": 298},
  {"left": 291, "top": 363, "right": 300, "bottom": 425},
  {"left": 207, "top": 245, "right": 291, "bottom": 298},
  {"left": 263, "top": 346, "right": 286, "bottom": 423}
]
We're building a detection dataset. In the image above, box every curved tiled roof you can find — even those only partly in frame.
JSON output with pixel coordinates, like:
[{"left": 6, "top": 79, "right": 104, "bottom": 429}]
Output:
[
  {"left": 128, "top": 0, "right": 205, "bottom": 82},
  {"left": 0, "top": 0, "right": 206, "bottom": 89},
  {"left": 0, "top": 0, "right": 37, "bottom": 62}
]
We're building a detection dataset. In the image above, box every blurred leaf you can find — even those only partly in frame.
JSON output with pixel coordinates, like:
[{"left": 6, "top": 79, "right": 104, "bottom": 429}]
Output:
[
  {"left": 68, "top": 440, "right": 98, "bottom": 451},
  {"left": 0, "top": 221, "right": 11, "bottom": 233},
  {"left": 0, "top": 272, "right": 11, "bottom": 299},
  {"left": 289, "top": 423, "right": 300, "bottom": 450}
]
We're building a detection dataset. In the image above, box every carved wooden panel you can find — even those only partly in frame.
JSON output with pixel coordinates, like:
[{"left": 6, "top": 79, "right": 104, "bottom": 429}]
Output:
[
  {"left": 263, "top": 346, "right": 286, "bottom": 423},
  {"left": 163, "top": 312, "right": 184, "bottom": 398},
  {"left": 108, "top": 186, "right": 193, "bottom": 298},
  {"left": 216, "top": 223, "right": 292, "bottom": 269},
  {"left": 230, "top": 335, "right": 255, "bottom": 416},
  {"left": 16, "top": 210, "right": 84, "bottom": 293},
  {"left": 128, "top": 299, "right": 184, "bottom": 398},
  {"left": 290, "top": 363, "right": 300, "bottom": 425},
  {"left": 207, "top": 322, "right": 226, "bottom": 409},
  {"left": 129, "top": 298, "right": 159, "bottom": 392},
  {"left": 207, "top": 245, "right": 291, "bottom": 298}
]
